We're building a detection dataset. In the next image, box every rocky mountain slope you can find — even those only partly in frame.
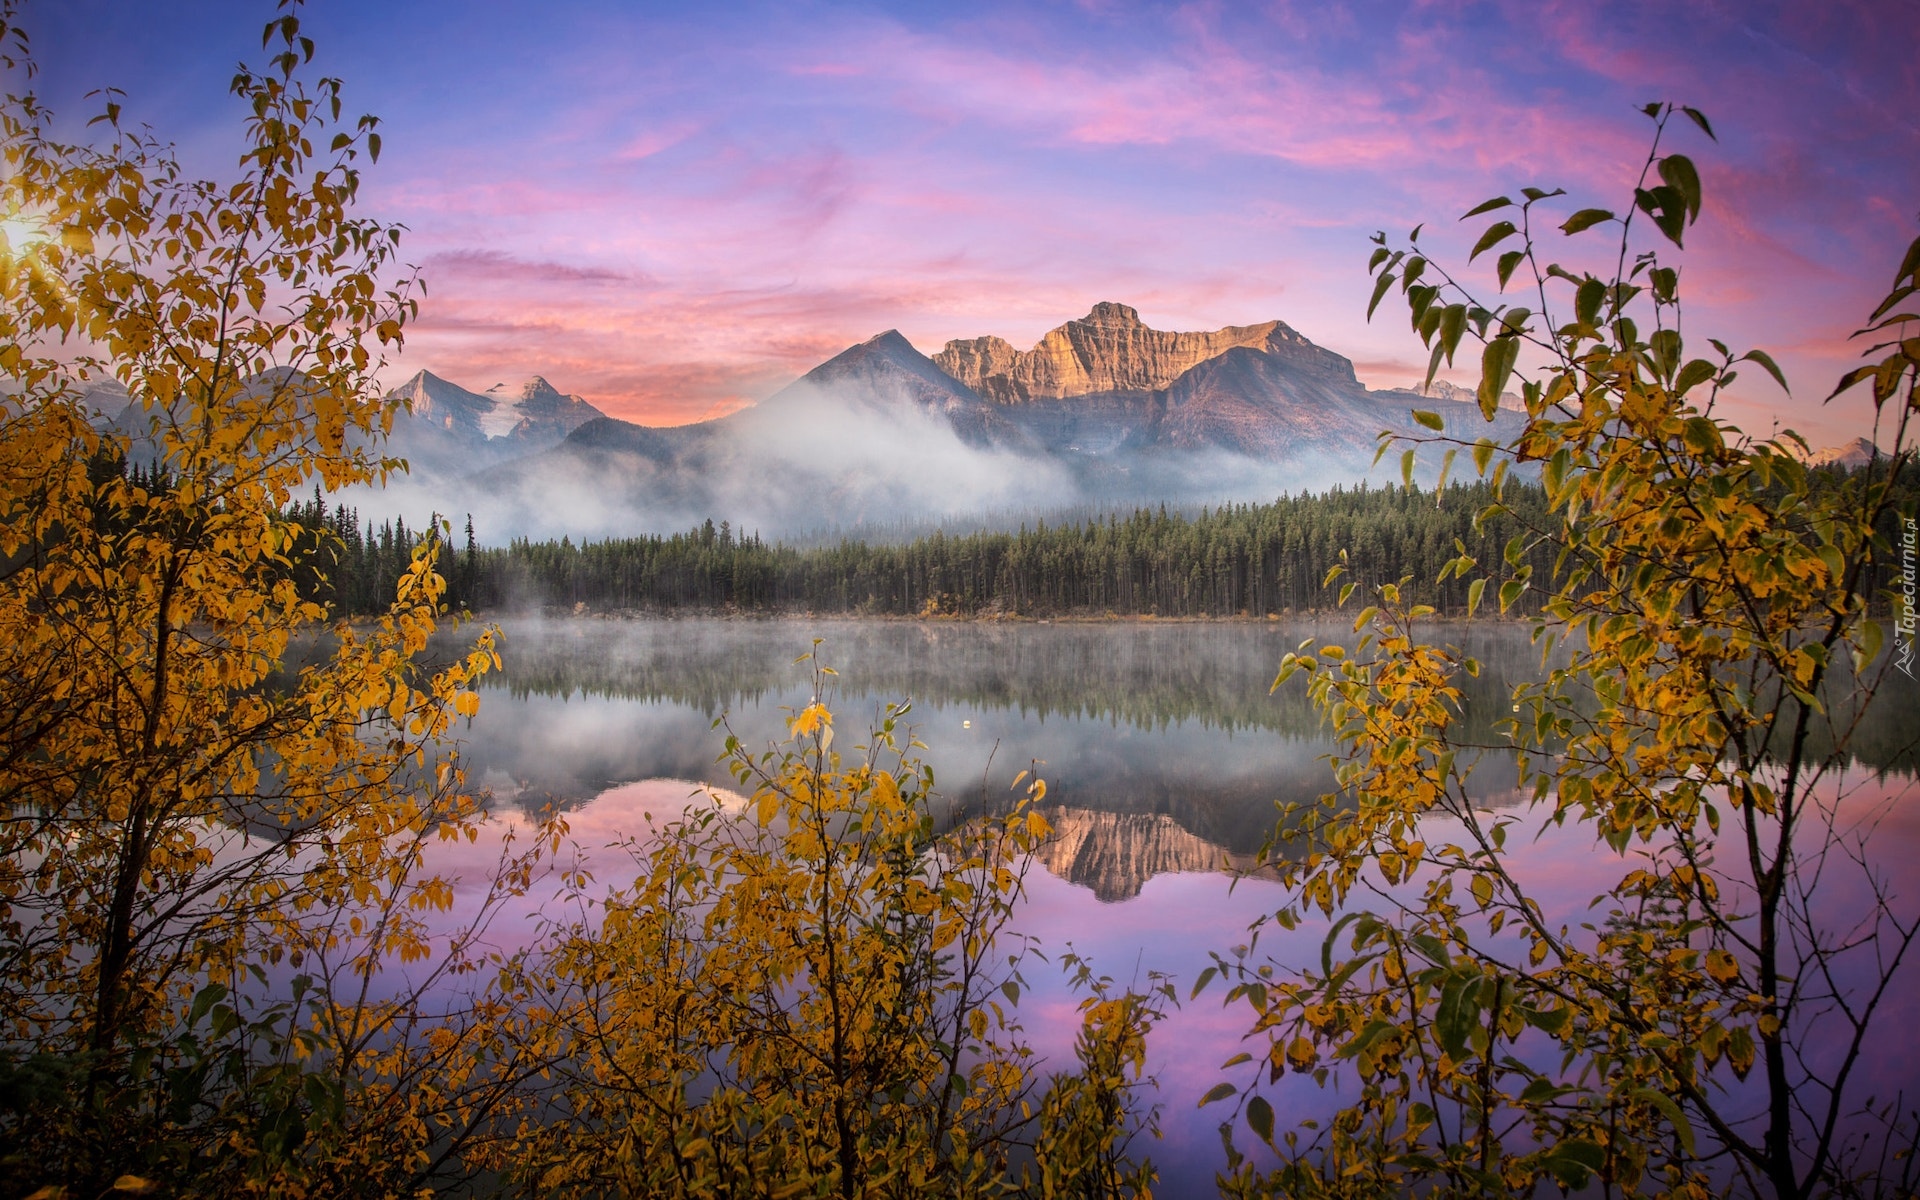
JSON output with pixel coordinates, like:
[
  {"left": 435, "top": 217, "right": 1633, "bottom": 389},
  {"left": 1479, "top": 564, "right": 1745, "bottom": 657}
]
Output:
[
  {"left": 932, "top": 302, "right": 1348, "bottom": 403},
  {"left": 379, "top": 371, "right": 605, "bottom": 471},
  {"left": 1032, "top": 806, "right": 1271, "bottom": 902}
]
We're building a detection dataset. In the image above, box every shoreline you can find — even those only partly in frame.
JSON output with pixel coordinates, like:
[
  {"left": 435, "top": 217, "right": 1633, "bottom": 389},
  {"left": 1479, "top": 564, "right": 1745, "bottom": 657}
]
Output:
[{"left": 449, "top": 605, "right": 1526, "bottom": 627}]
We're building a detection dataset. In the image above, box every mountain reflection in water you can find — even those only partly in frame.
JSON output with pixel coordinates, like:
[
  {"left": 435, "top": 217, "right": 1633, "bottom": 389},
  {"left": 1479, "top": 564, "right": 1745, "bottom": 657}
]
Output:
[{"left": 431, "top": 615, "right": 1916, "bottom": 902}]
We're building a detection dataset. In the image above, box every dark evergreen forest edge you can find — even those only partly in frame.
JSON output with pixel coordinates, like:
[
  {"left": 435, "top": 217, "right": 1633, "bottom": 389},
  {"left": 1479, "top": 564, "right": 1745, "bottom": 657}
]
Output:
[{"left": 278, "top": 464, "right": 1917, "bottom": 620}]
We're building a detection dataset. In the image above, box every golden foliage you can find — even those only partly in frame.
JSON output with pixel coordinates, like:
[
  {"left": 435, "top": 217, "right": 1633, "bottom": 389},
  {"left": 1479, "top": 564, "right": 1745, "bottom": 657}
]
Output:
[
  {"left": 508, "top": 659, "right": 1168, "bottom": 1199},
  {"left": 1208, "top": 106, "right": 1920, "bottom": 1200},
  {"left": 0, "top": 4, "right": 546, "bottom": 1194}
]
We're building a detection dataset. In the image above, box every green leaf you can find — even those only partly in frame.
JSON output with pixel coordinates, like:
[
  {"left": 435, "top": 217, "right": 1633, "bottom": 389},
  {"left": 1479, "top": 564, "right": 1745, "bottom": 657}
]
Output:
[
  {"left": 1408, "top": 283, "right": 1440, "bottom": 327},
  {"left": 1674, "top": 358, "right": 1718, "bottom": 395},
  {"left": 1461, "top": 195, "right": 1513, "bottom": 219},
  {"left": 1637, "top": 185, "right": 1686, "bottom": 246},
  {"left": 1466, "top": 577, "right": 1486, "bottom": 617},
  {"left": 1651, "top": 328, "right": 1681, "bottom": 379},
  {"left": 1418, "top": 300, "right": 1445, "bottom": 342},
  {"left": 1575, "top": 277, "right": 1606, "bottom": 327},
  {"left": 1401, "top": 448, "right": 1416, "bottom": 489},
  {"left": 1412, "top": 409, "right": 1445, "bottom": 431},
  {"left": 1740, "top": 348, "right": 1790, "bottom": 393},
  {"left": 1439, "top": 304, "right": 1468, "bottom": 366},
  {"left": 1681, "top": 106, "right": 1716, "bottom": 140},
  {"left": 189, "top": 983, "right": 229, "bottom": 1027},
  {"left": 1499, "top": 579, "right": 1526, "bottom": 613},
  {"left": 1368, "top": 271, "right": 1397, "bottom": 320},
  {"left": 1632, "top": 1088, "right": 1697, "bottom": 1155},
  {"left": 1496, "top": 248, "right": 1525, "bottom": 290},
  {"left": 1200, "top": 1082, "right": 1238, "bottom": 1107},
  {"left": 1545, "top": 1138, "right": 1608, "bottom": 1189},
  {"left": 1470, "top": 220, "right": 1518, "bottom": 262},
  {"left": 1478, "top": 335, "right": 1519, "bottom": 419},
  {"left": 1856, "top": 619, "right": 1885, "bottom": 672},
  {"left": 1895, "top": 232, "right": 1920, "bottom": 287},
  {"left": 1472, "top": 438, "right": 1494, "bottom": 476},
  {"left": 1658, "top": 154, "right": 1702, "bottom": 221},
  {"left": 1247, "top": 1094, "right": 1275, "bottom": 1144},
  {"left": 1525, "top": 1004, "right": 1570, "bottom": 1035},
  {"left": 1434, "top": 974, "right": 1477, "bottom": 1060},
  {"left": 1192, "top": 966, "right": 1219, "bottom": 998},
  {"left": 1560, "top": 208, "right": 1614, "bottom": 235},
  {"left": 1544, "top": 447, "right": 1572, "bottom": 496},
  {"left": 1820, "top": 360, "right": 1881, "bottom": 403}
]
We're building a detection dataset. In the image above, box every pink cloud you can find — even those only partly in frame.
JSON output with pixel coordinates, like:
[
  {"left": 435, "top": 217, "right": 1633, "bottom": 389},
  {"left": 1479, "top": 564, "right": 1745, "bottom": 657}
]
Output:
[{"left": 346, "top": 2, "right": 1910, "bottom": 453}]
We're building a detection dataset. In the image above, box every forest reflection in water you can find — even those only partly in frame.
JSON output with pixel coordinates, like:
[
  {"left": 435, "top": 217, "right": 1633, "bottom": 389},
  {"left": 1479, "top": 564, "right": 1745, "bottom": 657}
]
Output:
[
  {"left": 418, "top": 615, "right": 1916, "bottom": 1191},
  {"left": 436, "top": 615, "right": 1915, "bottom": 901}
]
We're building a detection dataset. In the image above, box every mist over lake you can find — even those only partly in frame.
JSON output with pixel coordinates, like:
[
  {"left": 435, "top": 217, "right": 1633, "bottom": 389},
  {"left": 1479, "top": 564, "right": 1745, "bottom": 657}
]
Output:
[{"left": 420, "top": 615, "right": 1920, "bottom": 1192}]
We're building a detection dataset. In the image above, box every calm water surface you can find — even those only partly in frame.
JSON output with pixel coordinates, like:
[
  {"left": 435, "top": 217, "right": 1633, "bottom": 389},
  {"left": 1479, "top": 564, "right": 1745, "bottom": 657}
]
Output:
[{"left": 430, "top": 616, "right": 1919, "bottom": 1192}]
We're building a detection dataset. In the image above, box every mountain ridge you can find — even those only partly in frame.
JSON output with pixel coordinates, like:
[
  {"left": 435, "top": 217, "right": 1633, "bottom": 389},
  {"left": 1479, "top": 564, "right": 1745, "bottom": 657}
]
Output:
[
  {"left": 932, "top": 302, "right": 1356, "bottom": 404},
  {"left": 378, "top": 307, "right": 1530, "bottom": 539}
]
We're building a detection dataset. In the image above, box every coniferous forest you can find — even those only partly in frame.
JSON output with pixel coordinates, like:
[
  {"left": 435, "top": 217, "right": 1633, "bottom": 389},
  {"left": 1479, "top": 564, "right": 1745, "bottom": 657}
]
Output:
[{"left": 286, "top": 467, "right": 1915, "bottom": 620}]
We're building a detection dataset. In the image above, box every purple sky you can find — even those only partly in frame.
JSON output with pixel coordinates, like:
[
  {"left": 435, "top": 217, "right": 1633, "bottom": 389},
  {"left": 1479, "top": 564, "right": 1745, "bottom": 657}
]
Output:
[{"left": 31, "top": 1, "right": 1920, "bottom": 445}]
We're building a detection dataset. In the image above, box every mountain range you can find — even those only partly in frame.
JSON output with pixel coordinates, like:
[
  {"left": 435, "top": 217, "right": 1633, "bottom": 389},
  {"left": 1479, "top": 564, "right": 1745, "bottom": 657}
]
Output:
[
  {"left": 372, "top": 303, "right": 1527, "bottom": 540},
  {"left": 86, "top": 303, "right": 1868, "bottom": 542},
  {"left": 378, "top": 372, "right": 607, "bottom": 471}
]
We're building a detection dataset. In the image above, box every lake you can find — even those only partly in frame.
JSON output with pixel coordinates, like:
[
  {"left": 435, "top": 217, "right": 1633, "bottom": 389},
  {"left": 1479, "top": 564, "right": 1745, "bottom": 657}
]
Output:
[{"left": 427, "top": 615, "right": 1920, "bottom": 1193}]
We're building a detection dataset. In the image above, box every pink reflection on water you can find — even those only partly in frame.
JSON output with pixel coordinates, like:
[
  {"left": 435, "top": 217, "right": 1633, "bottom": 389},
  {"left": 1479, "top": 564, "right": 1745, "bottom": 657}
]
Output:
[
  {"left": 414, "top": 778, "right": 738, "bottom": 957},
  {"left": 413, "top": 766, "right": 1918, "bottom": 1194},
  {"left": 1004, "top": 766, "right": 1920, "bottom": 1192}
]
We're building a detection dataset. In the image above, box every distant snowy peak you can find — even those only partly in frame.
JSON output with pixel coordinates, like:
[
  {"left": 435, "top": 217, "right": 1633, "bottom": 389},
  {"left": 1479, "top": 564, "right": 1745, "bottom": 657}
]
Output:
[
  {"left": 387, "top": 370, "right": 495, "bottom": 438},
  {"left": 1414, "top": 378, "right": 1526, "bottom": 414},
  {"left": 388, "top": 370, "right": 606, "bottom": 446},
  {"left": 482, "top": 375, "right": 606, "bottom": 442},
  {"left": 1798, "top": 437, "right": 1882, "bottom": 470}
]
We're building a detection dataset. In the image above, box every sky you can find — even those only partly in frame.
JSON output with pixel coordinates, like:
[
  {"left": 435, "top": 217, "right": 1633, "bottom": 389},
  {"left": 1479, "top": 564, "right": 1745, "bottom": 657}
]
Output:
[{"left": 25, "top": 0, "right": 1920, "bottom": 446}]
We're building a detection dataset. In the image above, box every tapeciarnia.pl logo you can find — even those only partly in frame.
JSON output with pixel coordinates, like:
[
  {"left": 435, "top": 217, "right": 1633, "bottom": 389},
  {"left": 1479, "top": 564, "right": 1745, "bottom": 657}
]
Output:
[{"left": 1898, "top": 515, "right": 1916, "bottom": 679}]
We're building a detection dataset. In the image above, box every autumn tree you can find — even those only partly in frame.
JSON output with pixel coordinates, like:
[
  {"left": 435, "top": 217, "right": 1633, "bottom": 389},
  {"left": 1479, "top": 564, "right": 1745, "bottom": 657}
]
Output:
[
  {"left": 508, "top": 653, "right": 1169, "bottom": 1199},
  {"left": 0, "top": 3, "right": 545, "bottom": 1193},
  {"left": 1203, "top": 105, "right": 1920, "bottom": 1198}
]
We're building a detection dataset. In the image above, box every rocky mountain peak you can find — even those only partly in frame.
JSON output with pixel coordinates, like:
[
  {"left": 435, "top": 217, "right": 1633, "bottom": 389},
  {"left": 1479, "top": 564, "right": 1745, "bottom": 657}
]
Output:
[
  {"left": 518, "top": 376, "right": 562, "bottom": 403},
  {"left": 386, "top": 370, "right": 494, "bottom": 436},
  {"left": 1083, "top": 301, "right": 1144, "bottom": 325},
  {"left": 933, "top": 304, "right": 1354, "bottom": 404}
]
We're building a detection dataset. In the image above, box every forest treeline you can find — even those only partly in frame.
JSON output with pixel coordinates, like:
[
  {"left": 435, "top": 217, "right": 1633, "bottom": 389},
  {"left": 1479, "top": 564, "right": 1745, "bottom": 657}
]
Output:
[{"left": 285, "top": 466, "right": 1916, "bottom": 619}]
